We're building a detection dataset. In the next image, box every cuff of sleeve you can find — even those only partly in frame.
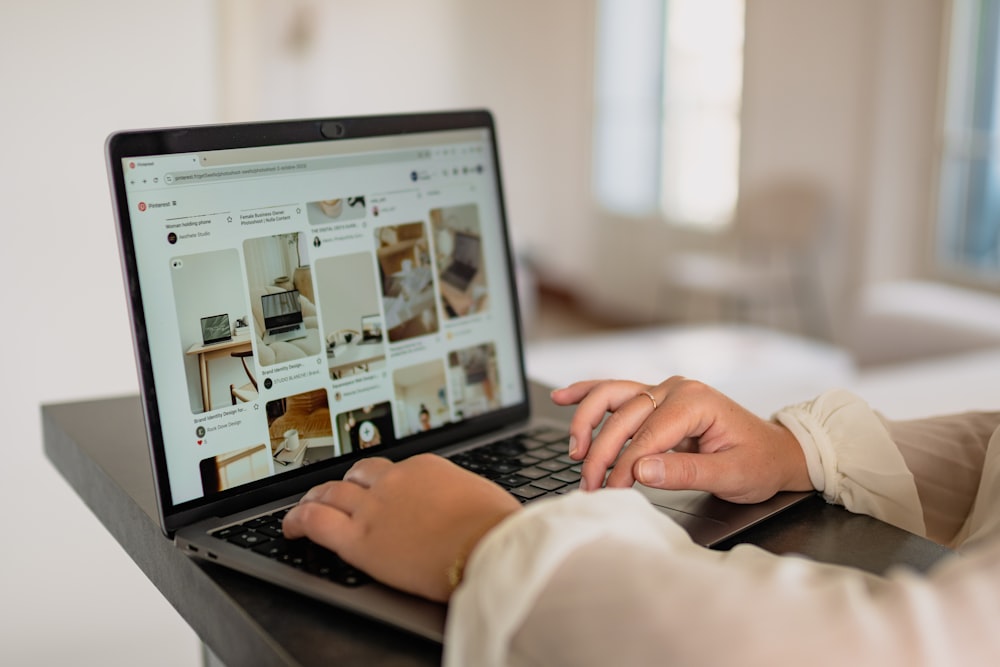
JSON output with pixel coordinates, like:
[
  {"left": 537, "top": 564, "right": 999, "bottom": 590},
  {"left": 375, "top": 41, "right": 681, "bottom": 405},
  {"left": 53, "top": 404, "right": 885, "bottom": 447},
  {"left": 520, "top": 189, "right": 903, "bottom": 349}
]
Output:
[
  {"left": 774, "top": 389, "right": 925, "bottom": 537},
  {"left": 775, "top": 410, "right": 827, "bottom": 493}
]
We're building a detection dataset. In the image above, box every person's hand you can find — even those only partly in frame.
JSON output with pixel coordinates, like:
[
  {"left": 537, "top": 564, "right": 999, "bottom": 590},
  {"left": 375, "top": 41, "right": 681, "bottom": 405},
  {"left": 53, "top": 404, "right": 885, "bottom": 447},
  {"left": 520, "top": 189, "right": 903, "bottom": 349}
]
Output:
[
  {"left": 282, "top": 454, "right": 521, "bottom": 602},
  {"left": 551, "top": 377, "right": 813, "bottom": 503}
]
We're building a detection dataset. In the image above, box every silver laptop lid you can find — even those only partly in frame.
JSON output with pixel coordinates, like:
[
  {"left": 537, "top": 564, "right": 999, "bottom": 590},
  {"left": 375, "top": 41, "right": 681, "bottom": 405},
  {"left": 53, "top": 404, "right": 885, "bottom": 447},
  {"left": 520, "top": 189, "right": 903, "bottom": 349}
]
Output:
[{"left": 106, "top": 111, "right": 529, "bottom": 533}]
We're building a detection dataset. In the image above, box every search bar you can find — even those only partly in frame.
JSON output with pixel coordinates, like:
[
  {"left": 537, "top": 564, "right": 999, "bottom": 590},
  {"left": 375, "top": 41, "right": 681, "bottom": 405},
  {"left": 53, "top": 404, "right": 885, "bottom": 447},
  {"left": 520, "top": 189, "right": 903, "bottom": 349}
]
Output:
[{"left": 164, "top": 149, "right": 431, "bottom": 185}]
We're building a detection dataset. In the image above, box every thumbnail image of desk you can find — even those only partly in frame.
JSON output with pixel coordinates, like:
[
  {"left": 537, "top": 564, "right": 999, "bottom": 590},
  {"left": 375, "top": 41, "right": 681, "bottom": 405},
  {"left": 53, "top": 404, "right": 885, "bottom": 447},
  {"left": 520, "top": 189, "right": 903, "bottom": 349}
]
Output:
[
  {"left": 326, "top": 338, "right": 386, "bottom": 379},
  {"left": 185, "top": 332, "right": 253, "bottom": 412}
]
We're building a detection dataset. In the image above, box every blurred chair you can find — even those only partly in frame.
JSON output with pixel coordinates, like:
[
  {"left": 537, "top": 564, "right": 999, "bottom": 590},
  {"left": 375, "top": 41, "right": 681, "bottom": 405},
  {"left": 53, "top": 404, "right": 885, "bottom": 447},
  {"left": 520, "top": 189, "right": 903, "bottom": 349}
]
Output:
[
  {"left": 660, "top": 180, "right": 831, "bottom": 338},
  {"left": 229, "top": 349, "right": 258, "bottom": 404}
]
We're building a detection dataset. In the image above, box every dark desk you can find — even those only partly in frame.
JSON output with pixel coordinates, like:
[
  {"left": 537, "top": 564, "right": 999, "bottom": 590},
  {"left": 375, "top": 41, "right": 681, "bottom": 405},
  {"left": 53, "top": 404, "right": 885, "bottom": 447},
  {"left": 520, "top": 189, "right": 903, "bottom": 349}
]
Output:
[{"left": 42, "top": 384, "right": 951, "bottom": 667}]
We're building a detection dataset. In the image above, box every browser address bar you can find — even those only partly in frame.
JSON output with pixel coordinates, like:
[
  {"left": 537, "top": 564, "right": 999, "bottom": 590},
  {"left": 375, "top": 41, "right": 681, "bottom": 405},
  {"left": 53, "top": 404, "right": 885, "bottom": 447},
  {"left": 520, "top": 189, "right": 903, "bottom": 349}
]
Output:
[{"left": 164, "top": 149, "right": 431, "bottom": 185}]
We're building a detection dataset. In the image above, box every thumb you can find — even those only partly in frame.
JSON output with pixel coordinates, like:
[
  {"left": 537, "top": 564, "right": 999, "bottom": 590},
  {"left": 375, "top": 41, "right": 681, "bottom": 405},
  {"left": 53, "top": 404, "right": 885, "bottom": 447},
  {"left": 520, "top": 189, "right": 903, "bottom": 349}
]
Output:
[{"left": 634, "top": 452, "right": 736, "bottom": 497}]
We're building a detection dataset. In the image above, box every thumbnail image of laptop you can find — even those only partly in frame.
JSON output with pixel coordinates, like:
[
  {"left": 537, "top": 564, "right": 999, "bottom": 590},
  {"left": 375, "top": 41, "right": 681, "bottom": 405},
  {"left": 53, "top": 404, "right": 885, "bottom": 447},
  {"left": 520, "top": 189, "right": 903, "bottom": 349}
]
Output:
[
  {"left": 200, "top": 314, "right": 232, "bottom": 345},
  {"left": 440, "top": 231, "right": 481, "bottom": 292},
  {"left": 261, "top": 290, "right": 306, "bottom": 343}
]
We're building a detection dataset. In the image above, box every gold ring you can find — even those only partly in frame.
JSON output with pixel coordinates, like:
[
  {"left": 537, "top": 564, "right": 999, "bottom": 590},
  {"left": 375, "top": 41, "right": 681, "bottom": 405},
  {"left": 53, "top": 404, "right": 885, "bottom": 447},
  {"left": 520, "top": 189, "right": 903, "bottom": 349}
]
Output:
[{"left": 640, "top": 390, "right": 657, "bottom": 410}]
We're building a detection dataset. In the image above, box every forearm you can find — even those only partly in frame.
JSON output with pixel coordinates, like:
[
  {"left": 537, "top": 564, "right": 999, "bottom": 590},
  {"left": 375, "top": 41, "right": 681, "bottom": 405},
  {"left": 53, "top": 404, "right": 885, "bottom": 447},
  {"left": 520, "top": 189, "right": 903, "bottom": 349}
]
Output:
[
  {"left": 881, "top": 411, "right": 999, "bottom": 546},
  {"left": 511, "top": 529, "right": 1000, "bottom": 667},
  {"left": 774, "top": 388, "right": 1000, "bottom": 546},
  {"left": 773, "top": 390, "right": 925, "bottom": 537},
  {"left": 446, "top": 489, "right": 1000, "bottom": 667}
]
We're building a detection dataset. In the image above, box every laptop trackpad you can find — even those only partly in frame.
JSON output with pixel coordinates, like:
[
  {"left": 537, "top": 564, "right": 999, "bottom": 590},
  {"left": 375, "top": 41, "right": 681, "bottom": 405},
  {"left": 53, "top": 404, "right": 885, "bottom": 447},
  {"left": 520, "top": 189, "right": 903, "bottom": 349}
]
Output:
[
  {"left": 637, "top": 485, "right": 813, "bottom": 547},
  {"left": 638, "top": 486, "right": 758, "bottom": 547}
]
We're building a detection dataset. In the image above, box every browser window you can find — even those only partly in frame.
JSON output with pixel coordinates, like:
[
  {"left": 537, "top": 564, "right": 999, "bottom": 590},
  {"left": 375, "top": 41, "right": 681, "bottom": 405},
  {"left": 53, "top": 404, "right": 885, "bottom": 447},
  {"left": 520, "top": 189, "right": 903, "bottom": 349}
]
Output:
[{"left": 121, "top": 129, "right": 523, "bottom": 505}]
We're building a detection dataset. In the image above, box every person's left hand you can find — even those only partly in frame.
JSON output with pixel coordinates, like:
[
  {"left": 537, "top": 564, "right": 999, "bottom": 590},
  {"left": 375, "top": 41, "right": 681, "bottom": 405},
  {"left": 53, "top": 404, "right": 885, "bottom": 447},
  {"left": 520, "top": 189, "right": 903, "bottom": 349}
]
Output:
[
  {"left": 282, "top": 454, "right": 521, "bottom": 602},
  {"left": 552, "top": 377, "right": 812, "bottom": 503}
]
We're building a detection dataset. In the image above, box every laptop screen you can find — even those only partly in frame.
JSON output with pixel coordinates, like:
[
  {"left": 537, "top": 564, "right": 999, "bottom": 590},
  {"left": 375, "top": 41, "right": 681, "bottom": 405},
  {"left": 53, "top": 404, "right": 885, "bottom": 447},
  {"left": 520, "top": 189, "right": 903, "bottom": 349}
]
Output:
[
  {"left": 260, "top": 290, "right": 303, "bottom": 331},
  {"left": 108, "top": 112, "right": 528, "bottom": 521},
  {"left": 200, "top": 313, "right": 232, "bottom": 345}
]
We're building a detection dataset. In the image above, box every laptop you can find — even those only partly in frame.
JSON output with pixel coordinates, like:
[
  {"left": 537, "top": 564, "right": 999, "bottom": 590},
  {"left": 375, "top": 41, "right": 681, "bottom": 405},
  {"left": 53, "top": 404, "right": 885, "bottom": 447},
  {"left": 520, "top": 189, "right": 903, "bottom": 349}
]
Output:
[
  {"left": 440, "top": 231, "right": 481, "bottom": 291},
  {"left": 261, "top": 289, "right": 306, "bottom": 342},
  {"left": 106, "top": 110, "right": 811, "bottom": 642},
  {"left": 199, "top": 313, "right": 232, "bottom": 345}
]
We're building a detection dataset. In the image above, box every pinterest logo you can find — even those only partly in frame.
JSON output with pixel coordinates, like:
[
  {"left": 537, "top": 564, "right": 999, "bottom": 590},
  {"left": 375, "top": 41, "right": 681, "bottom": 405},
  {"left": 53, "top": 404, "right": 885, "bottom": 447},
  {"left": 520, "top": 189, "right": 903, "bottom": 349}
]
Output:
[{"left": 138, "top": 202, "right": 147, "bottom": 212}]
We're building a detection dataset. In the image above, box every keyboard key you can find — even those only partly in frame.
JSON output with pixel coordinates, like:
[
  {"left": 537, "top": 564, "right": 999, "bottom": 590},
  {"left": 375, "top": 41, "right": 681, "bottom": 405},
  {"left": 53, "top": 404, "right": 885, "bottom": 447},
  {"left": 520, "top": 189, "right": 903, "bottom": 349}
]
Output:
[
  {"left": 530, "top": 431, "right": 570, "bottom": 445},
  {"left": 537, "top": 459, "right": 572, "bottom": 473},
  {"left": 510, "top": 484, "right": 548, "bottom": 500},
  {"left": 252, "top": 539, "right": 288, "bottom": 559},
  {"left": 551, "top": 469, "right": 581, "bottom": 484},
  {"left": 255, "top": 523, "right": 284, "bottom": 539},
  {"left": 228, "top": 530, "right": 273, "bottom": 549},
  {"left": 521, "top": 438, "right": 551, "bottom": 451},
  {"left": 486, "top": 461, "right": 521, "bottom": 475},
  {"left": 493, "top": 473, "right": 533, "bottom": 489},
  {"left": 530, "top": 477, "right": 567, "bottom": 491},
  {"left": 486, "top": 438, "right": 528, "bottom": 457},
  {"left": 528, "top": 448, "right": 561, "bottom": 461},
  {"left": 211, "top": 525, "right": 248, "bottom": 540},
  {"left": 516, "top": 466, "right": 550, "bottom": 480}
]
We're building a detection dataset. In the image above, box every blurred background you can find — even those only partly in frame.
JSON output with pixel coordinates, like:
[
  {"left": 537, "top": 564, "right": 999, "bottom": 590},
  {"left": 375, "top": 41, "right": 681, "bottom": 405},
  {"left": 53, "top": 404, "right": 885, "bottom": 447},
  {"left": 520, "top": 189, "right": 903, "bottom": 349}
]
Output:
[{"left": 4, "top": 0, "right": 1000, "bottom": 663}]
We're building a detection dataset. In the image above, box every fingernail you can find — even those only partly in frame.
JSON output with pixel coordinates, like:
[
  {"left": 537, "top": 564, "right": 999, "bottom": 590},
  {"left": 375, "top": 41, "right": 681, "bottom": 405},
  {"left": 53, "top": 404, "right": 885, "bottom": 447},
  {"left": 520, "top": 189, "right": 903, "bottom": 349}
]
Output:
[
  {"left": 568, "top": 435, "right": 578, "bottom": 457},
  {"left": 637, "top": 459, "right": 664, "bottom": 485},
  {"left": 579, "top": 476, "right": 588, "bottom": 492}
]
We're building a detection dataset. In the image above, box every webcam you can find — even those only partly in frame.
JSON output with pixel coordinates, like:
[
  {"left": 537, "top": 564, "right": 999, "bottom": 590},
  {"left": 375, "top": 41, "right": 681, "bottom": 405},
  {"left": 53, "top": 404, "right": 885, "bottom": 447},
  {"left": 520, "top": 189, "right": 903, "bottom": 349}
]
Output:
[{"left": 320, "top": 121, "right": 346, "bottom": 139}]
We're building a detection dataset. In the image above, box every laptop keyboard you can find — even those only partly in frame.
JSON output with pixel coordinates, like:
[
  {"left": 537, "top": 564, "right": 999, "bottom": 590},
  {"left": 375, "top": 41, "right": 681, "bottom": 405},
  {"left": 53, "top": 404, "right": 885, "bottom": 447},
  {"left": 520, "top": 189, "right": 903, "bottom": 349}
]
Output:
[
  {"left": 211, "top": 508, "right": 372, "bottom": 587},
  {"left": 446, "top": 426, "right": 580, "bottom": 502},
  {"left": 211, "top": 426, "right": 576, "bottom": 586}
]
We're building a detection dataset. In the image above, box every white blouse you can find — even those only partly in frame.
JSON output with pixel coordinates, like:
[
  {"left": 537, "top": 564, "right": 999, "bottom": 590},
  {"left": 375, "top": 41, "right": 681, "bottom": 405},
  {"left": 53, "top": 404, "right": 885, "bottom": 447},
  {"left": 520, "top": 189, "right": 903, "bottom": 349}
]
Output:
[{"left": 444, "top": 390, "right": 1000, "bottom": 666}]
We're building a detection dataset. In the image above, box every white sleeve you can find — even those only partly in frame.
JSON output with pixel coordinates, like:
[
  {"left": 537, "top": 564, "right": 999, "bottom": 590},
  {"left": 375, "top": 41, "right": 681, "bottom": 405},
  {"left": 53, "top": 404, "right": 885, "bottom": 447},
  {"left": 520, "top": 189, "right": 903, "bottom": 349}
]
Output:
[
  {"left": 773, "top": 389, "right": 926, "bottom": 537},
  {"left": 445, "top": 489, "right": 1000, "bottom": 667},
  {"left": 881, "top": 411, "right": 999, "bottom": 546}
]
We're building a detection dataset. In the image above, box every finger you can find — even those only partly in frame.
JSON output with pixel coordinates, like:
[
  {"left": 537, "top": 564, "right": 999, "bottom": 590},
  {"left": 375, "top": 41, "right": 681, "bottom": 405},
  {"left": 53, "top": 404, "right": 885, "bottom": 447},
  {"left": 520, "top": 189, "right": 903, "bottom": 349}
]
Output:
[
  {"left": 282, "top": 500, "right": 362, "bottom": 552},
  {"left": 567, "top": 381, "right": 651, "bottom": 458},
  {"left": 343, "top": 457, "right": 394, "bottom": 488},
  {"left": 579, "top": 387, "right": 663, "bottom": 490},
  {"left": 633, "top": 451, "right": 731, "bottom": 493},
  {"left": 298, "top": 479, "right": 369, "bottom": 515},
  {"left": 601, "top": 377, "right": 710, "bottom": 488},
  {"left": 549, "top": 379, "right": 607, "bottom": 406},
  {"left": 631, "top": 451, "right": 768, "bottom": 504}
]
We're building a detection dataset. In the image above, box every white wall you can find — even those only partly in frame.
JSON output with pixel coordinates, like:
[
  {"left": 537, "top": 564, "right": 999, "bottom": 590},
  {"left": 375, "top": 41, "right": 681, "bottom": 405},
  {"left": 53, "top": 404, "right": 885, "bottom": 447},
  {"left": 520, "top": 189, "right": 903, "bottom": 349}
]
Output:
[
  {"left": 1, "top": 1, "right": 215, "bottom": 663},
  {"left": 217, "top": 0, "right": 597, "bottom": 284}
]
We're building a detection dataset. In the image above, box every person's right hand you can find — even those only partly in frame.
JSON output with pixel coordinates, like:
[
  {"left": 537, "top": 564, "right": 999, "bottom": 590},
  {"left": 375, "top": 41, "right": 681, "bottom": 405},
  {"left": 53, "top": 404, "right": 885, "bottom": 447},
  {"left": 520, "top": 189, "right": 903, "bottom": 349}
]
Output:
[
  {"left": 551, "top": 377, "right": 813, "bottom": 503},
  {"left": 282, "top": 454, "right": 520, "bottom": 602}
]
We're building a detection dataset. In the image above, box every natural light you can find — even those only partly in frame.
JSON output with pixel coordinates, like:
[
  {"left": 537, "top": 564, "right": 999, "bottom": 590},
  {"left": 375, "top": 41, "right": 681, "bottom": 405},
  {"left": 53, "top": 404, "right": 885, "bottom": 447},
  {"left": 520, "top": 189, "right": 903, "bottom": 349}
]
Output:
[{"left": 594, "top": 0, "right": 745, "bottom": 228}]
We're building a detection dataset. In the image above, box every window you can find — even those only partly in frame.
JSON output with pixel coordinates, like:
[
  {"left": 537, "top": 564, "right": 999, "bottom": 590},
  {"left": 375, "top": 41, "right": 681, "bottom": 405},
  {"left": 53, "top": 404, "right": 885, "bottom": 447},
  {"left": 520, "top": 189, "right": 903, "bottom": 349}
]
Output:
[
  {"left": 936, "top": 0, "right": 1000, "bottom": 284},
  {"left": 593, "top": 0, "right": 745, "bottom": 228}
]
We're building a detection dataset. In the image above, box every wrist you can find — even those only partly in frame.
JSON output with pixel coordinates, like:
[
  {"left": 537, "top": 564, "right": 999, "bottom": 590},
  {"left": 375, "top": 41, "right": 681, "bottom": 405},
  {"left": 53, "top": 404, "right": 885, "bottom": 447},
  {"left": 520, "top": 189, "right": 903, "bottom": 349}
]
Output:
[
  {"left": 443, "top": 505, "right": 519, "bottom": 600},
  {"left": 771, "top": 421, "right": 813, "bottom": 492}
]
